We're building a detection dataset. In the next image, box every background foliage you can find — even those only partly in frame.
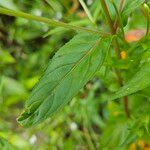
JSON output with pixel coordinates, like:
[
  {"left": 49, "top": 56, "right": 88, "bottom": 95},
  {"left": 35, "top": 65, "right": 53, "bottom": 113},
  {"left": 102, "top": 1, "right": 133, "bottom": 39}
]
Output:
[{"left": 0, "top": 0, "right": 150, "bottom": 149}]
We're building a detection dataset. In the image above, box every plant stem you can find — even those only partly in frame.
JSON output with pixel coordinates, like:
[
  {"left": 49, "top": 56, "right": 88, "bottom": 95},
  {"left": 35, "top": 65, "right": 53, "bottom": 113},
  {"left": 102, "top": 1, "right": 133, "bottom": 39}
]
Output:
[
  {"left": 100, "top": 0, "right": 115, "bottom": 34},
  {"left": 111, "top": 1, "right": 125, "bottom": 38},
  {"left": 124, "top": 96, "right": 130, "bottom": 118},
  {"left": 145, "top": 7, "right": 150, "bottom": 37},
  {"left": 114, "top": 0, "right": 126, "bottom": 31},
  {"left": 0, "top": 7, "right": 109, "bottom": 36},
  {"left": 141, "top": 5, "right": 149, "bottom": 38},
  {"left": 79, "top": 0, "right": 95, "bottom": 24},
  {"left": 100, "top": 0, "right": 120, "bottom": 57},
  {"left": 83, "top": 127, "right": 95, "bottom": 150},
  {"left": 119, "top": 0, "right": 125, "bottom": 11},
  {"left": 100, "top": 0, "right": 130, "bottom": 118},
  {"left": 115, "top": 69, "right": 130, "bottom": 118}
]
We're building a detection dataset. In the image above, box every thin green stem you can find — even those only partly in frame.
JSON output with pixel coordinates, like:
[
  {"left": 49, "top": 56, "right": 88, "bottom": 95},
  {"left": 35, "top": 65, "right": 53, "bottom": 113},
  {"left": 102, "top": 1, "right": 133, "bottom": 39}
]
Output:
[
  {"left": 146, "top": 14, "right": 150, "bottom": 37},
  {"left": 83, "top": 106, "right": 96, "bottom": 150},
  {"left": 119, "top": 0, "right": 125, "bottom": 11},
  {"left": 100, "top": 0, "right": 115, "bottom": 34},
  {"left": 99, "top": 0, "right": 130, "bottom": 118},
  {"left": 141, "top": 4, "right": 150, "bottom": 38},
  {"left": 114, "top": 0, "right": 126, "bottom": 31},
  {"left": 111, "top": 1, "right": 125, "bottom": 38},
  {"left": 83, "top": 127, "right": 95, "bottom": 150},
  {"left": 78, "top": 0, "right": 95, "bottom": 24},
  {"left": 0, "top": 7, "right": 109, "bottom": 36},
  {"left": 99, "top": 0, "right": 120, "bottom": 57}
]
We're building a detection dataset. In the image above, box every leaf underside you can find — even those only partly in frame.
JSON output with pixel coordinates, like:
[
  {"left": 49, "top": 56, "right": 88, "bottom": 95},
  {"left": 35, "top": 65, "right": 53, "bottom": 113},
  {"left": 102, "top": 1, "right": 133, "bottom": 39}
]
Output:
[{"left": 18, "top": 33, "right": 111, "bottom": 127}]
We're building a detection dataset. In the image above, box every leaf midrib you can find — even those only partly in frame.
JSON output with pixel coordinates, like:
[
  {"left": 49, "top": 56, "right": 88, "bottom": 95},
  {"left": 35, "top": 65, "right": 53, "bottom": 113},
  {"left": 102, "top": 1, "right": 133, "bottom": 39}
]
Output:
[{"left": 25, "top": 37, "right": 101, "bottom": 115}]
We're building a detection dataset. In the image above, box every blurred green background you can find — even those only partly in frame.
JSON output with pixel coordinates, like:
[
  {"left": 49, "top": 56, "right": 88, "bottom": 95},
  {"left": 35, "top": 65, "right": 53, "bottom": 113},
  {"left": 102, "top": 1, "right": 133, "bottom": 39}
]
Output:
[{"left": 0, "top": 0, "right": 150, "bottom": 149}]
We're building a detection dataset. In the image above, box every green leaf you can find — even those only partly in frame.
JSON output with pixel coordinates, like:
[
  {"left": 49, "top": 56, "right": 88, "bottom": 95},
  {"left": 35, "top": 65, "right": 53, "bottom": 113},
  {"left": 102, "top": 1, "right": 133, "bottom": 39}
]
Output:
[
  {"left": 44, "top": 19, "right": 91, "bottom": 37},
  {"left": 18, "top": 33, "right": 112, "bottom": 127},
  {"left": 105, "top": 0, "right": 120, "bottom": 20},
  {"left": 111, "top": 62, "right": 150, "bottom": 100},
  {"left": 3, "top": 77, "right": 26, "bottom": 97},
  {"left": 78, "top": 0, "right": 94, "bottom": 23},
  {"left": 122, "top": 0, "right": 145, "bottom": 18},
  {"left": 0, "top": 137, "right": 16, "bottom": 150},
  {"left": 0, "top": 0, "right": 18, "bottom": 10},
  {"left": 0, "top": 50, "right": 15, "bottom": 64},
  {"left": 138, "top": 87, "right": 150, "bottom": 99}
]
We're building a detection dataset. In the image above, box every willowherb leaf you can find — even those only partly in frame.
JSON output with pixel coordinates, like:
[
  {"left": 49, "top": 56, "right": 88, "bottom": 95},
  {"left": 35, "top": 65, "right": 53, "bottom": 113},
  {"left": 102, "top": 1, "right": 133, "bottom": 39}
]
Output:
[
  {"left": 111, "top": 61, "right": 150, "bottom": 100},
  {"left": 17, "top": 33, "right": 112, "bottom": 127},
  {"left": 43, "top": 19, "right": 91, "bottom": 37},
  {"left": 122, "top": 0, "right": 145, "bottom": 18},
  {"left": 0, "top": 136, "right": 16, "bottom": 150}
]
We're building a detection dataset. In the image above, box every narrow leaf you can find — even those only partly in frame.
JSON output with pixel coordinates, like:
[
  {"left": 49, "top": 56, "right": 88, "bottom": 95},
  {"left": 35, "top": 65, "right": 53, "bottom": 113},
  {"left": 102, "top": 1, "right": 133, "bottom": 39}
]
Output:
[
  {"left": 78, "top": 0, "right": 94, "bottom": 23},
  {"left": 111, "top": 62, "right": 150, "bottom": 100},
  {"left": 0, "top": 137, "right": 16, "bottom": 150},
  {"left": 122, "top": 0, "right": 145, "bottom": 18},
  {"left": 18, "top": 33, "right": 112, "bottom": 127},
  {"left": 44, "top": 19, "right": 91, "bottom": 37},
  {"left": 0, "top": 0, "right": 18, "bottom": 10}
]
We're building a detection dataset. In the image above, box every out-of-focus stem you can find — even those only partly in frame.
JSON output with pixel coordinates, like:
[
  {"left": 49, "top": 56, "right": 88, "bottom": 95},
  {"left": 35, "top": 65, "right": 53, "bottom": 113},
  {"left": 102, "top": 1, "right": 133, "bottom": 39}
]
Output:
[
  {"left": 0, "top": 7, "right": 109, "bottom": 36},
  {"left": 124, "top": 96, "right": 130, "bottom": 118},
  {"left": 100, "top": 0, "right": 115, "bottom": 34},
  {"left": 100, "top": 0, "right": 130, "bottom": 118},
  {"left": 111, "top": 1, "right": 125, "bottom": 38},
  {"left": 114, "top": 0, "right": 126, "bottom": 31},
  {"left": 99, "top": 0, "right": 120, "bottom": 57}
]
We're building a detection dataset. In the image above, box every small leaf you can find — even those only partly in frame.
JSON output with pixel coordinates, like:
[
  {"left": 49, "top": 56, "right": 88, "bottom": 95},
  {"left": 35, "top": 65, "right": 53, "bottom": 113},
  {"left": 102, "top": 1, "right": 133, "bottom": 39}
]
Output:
[
  {"left": 0, "top": 50, "right": 15, "bottom": 64},
  {"left": 18, "top": 33, "right": 112, "bottom": 127},
  {"left": 122, "top": 0, "right": 145, "bottom": 18},
  {"left": 0, "top": 137, "right": 16, "bottom": 150},
  {"left": 78, "top": 0, "right": 94, "bottom": 23},
  {"left": 3, "top": 77, "right": 26, "bottom": 97},
  {"left": 138, "top": 87, "right": 150, "bottom": 99},
  {"left": 111, "top": 62, "right": 150, "bottom": 100},
  {"left": 44, "top": 19, "right": 91, "bottom": 37},
  {"left": 0, "top": 0, "right": 18, "bottom": 10}
]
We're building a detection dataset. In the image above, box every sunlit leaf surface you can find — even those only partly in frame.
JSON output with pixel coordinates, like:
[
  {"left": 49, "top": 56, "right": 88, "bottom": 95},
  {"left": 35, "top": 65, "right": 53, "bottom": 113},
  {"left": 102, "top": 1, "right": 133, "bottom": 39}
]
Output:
[{"left": 18, "top": 33, "right": 111, "bottom": 127}]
